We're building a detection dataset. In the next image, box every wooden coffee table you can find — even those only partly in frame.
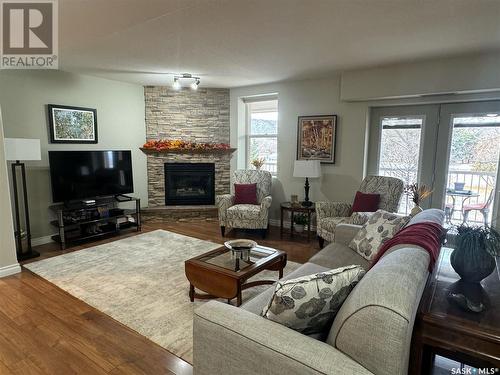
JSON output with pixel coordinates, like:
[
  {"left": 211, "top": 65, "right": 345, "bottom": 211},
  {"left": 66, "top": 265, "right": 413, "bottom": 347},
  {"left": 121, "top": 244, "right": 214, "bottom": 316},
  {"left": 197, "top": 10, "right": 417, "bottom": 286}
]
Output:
[{"left": 185, "top": 245, "right": 287, "bottom": 306}]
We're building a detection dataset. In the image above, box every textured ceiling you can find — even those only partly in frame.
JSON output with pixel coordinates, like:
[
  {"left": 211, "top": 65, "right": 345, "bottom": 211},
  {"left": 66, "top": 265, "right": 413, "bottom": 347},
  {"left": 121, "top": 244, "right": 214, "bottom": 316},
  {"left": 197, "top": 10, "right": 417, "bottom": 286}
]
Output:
[{"left": 59, "top": 0, "right": 500, "bottom": 88}]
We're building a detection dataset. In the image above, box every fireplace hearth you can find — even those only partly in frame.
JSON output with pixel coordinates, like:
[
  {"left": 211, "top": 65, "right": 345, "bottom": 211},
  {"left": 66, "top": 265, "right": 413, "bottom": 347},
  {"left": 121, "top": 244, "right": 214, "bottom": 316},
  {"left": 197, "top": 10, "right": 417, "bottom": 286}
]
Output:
[{"left": 164, "top": 163, "right": 215, "bottom": 205}]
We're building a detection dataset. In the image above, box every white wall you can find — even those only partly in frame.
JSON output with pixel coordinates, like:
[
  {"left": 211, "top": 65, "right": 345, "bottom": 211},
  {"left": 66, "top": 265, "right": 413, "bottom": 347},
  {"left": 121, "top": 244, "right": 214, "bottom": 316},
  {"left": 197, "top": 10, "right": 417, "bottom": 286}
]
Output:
[
  {"left": 341, "top": 51, "right": 500, "bottom": 101},
  {"left": 230, "top": 75, "right": 369, "bottom": 222},
  {"left": 230, "top": 53, "right": 500, "bottom": 223},
  {"left": 0, "top": 70, "right": 147, "bottom": 240},
  {"left": 0, "top": 108, "right": 21, "bottom": 277}
]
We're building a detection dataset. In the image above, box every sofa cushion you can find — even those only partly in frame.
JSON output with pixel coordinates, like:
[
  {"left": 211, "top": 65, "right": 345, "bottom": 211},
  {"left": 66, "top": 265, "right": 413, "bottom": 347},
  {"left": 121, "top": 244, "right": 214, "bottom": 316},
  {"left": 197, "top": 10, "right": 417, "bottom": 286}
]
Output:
[
  {"left": 262, "top": 265, "right": 365, "bottom": 335},
  {"left": 349, "top": 210, "right": 410, "bottom": 261},
  {"left": 309, "top": 242, "right": 369, "bottom": 270},
  {"left": 226, "top": 204, "right": 261, "bottom": 221},
  {"left": 241, "top": 262, "right": 329, "bottom": 315},
  {"left": 234, "top": 183, "right": 258, "bottom": 204}
]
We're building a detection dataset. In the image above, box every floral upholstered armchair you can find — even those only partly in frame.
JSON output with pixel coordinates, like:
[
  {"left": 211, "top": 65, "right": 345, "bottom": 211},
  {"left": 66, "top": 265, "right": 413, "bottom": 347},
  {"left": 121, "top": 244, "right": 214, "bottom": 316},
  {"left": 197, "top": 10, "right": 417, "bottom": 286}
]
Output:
[
  {"left": 316, "top": 175, "right": 404, "bottom": 247},
  {"left": 216, "top": 170, "right": 273, "bottom": 238}
]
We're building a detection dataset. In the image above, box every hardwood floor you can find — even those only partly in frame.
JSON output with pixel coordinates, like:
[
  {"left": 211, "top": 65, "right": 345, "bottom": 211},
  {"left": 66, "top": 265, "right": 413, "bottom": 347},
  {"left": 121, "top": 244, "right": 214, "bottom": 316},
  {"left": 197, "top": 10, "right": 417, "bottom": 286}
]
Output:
[{"left": 1, "top": 221, "right": 320, "bottom": 374}]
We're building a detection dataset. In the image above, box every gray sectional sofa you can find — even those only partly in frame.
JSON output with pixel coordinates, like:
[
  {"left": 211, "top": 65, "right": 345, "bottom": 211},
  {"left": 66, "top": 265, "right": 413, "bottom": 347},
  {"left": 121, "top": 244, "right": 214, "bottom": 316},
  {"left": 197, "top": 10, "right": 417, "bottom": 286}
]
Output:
[{"left": 193, "top": 209, "right": 445, "bottom": 375}]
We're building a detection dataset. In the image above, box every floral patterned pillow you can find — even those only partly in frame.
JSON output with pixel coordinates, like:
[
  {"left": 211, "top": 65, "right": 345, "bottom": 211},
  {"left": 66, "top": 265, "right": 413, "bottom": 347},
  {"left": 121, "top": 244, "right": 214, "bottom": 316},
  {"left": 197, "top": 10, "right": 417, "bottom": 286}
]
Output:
[
  {"left": 349, "top": 209, "right": 410, "bottom": 261},
  {"left": 262, "top": 265, "right": 365, "bottom": 335}
]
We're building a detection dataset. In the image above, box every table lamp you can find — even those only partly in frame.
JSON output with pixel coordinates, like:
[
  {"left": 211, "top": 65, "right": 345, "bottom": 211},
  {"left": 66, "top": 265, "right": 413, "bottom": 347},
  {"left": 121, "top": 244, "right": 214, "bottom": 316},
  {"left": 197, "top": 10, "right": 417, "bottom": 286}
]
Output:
[
  {"left": 293, "top": 160, "right": 321, "bottom": 207},
  {"left": 5, "top": 138, "right": 41, "bottom": 260}
]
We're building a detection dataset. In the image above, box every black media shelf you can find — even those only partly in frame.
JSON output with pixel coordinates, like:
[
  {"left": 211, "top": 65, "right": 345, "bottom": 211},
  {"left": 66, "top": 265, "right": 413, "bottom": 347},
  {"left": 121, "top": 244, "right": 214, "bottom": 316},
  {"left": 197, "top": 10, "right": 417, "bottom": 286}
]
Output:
[{"left": 49, "top": 197, "right": 141, "bottom": 250}]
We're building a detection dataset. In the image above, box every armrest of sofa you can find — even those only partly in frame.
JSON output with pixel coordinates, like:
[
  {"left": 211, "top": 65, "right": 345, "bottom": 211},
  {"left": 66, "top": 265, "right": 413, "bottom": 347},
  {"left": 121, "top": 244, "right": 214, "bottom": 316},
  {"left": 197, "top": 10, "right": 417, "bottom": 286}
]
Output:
[
  {"left": 315, "top": 201, "right": 352, "bottom": 219},
  {"left": 193, "top": 301, "right": 372, "bottom": 375},
  {"left": 335, "top": 224, "right": 362, "bottom": 246}
]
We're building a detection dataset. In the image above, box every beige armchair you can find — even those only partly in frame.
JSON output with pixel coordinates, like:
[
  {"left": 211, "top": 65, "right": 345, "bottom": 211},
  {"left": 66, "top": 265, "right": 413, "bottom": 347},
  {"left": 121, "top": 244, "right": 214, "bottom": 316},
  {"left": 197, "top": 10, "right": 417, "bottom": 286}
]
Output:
[
  {"left": 216, "top": 170, "right": 272, "bottom": 238},
  {"left": 316, "top": 175, "right": 404, "bottom": 247}
]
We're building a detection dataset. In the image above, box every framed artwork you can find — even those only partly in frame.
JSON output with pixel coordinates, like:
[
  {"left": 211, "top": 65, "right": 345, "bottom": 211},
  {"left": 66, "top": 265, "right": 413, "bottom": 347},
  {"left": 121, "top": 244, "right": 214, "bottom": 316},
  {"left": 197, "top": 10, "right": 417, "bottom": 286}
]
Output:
[
  {"left": 297, "top": 115, "right": 337, "bottom": 164},
  {"left": 48, "top": 104, "right": 98, "bottom": 144}
]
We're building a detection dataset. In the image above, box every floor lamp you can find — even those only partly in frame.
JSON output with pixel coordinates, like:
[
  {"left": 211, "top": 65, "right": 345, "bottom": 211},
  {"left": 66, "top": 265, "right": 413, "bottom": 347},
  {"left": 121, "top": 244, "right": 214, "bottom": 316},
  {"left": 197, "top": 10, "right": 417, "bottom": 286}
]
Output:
[{"left": 4, "top": 138, "right": 41, "bottom": 261}]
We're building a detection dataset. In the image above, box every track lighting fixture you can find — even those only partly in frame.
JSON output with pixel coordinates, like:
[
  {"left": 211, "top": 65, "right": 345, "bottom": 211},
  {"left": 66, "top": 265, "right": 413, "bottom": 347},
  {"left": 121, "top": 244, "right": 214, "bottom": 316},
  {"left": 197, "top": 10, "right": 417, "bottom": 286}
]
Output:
[{"left": 172, "top": 73, "right": 201, "bottom": 90}]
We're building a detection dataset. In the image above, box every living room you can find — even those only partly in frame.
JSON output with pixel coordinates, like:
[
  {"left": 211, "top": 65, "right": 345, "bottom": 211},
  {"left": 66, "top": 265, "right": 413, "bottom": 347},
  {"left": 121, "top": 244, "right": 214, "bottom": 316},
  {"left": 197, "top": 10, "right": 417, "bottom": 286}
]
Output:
[{"left": 0, "top": 1, "right": 499, "bottom": 374}]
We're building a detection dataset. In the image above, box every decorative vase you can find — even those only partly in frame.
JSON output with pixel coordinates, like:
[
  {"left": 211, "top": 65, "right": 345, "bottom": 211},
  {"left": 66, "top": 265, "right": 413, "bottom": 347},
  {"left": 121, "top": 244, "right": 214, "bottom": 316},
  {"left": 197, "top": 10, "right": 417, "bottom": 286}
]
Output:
[
  {"left": 450, "top": 244, "right": 496, "bottom": 283},
  {"left": 410, "top": 205, "right": 423, "bottom": 217}
]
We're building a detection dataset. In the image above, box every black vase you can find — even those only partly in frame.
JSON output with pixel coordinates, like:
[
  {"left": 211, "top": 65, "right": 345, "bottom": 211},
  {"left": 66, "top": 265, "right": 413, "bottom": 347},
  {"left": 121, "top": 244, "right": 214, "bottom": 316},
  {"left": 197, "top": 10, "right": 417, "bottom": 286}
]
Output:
[{"left": 450, "top": 244, "right": 496, "bottom": 283}]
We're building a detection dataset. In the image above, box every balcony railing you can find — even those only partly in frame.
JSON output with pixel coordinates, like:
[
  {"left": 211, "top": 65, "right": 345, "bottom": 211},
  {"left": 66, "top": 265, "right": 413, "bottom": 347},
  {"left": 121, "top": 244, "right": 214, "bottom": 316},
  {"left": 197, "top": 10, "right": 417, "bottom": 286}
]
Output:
[{"left": 379, "top": 167, "right": 496, "bottom": 226}]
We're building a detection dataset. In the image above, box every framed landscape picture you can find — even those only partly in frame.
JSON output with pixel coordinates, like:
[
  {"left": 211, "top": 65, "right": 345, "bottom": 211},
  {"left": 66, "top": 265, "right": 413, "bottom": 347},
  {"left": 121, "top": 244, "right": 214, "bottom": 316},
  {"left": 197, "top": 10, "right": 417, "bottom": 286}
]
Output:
[
  {"left": 297, "top": 115, "right": 337, "bottom": 164},
  {"left": 48, "top": 104, "right": 98, "bottom": 144}
]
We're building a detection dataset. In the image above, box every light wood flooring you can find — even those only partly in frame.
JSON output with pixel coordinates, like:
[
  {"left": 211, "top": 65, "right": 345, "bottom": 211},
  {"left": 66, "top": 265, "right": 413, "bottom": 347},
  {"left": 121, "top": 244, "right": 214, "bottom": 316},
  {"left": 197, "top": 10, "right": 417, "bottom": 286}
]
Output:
[{"left": 0, "top": 221, "right": 320, "bottom": 374}]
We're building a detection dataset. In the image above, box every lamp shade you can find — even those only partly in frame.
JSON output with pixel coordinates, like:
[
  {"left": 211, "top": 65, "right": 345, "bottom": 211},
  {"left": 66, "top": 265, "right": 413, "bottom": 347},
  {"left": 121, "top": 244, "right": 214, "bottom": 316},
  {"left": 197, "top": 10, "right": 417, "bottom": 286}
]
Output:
[
  {"left": 293, "top": 160, "right": 321, "bottom": 178},
  {"left": 4, "top": 138, "right": 41, "bottom": 161}
]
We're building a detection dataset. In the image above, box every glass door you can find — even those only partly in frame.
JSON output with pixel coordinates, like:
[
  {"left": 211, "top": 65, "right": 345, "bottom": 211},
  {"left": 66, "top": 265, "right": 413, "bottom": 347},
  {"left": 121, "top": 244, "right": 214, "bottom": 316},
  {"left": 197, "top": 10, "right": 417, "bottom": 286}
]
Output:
[
  {"left": 369, "top": 105, "right": 439, "bottom": 214},
  {"left": 434, "top": 101, "right": 500, "bottom": 229}
]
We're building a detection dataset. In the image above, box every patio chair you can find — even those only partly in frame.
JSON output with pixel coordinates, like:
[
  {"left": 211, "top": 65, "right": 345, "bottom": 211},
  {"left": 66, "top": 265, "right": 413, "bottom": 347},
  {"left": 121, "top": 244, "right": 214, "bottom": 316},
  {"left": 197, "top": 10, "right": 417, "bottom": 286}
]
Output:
[{"left": 462, "top": 188, "right": 495, "bottom": 226}]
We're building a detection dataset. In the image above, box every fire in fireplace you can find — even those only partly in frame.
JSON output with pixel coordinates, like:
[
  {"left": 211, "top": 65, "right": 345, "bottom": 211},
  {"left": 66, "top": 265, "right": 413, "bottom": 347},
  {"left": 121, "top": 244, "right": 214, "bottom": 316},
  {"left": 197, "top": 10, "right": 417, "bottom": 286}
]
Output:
[{"left": 164, "top": 163, "right": 215, "bottom": 205}]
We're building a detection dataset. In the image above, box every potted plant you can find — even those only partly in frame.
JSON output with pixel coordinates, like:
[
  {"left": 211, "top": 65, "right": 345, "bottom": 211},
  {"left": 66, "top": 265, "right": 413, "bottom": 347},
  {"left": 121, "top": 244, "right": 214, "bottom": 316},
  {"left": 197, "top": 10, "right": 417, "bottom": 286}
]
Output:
[
  {"left": 450, "top": 225, "right": 500, "bottom": 283},
  {"left": 251, "top": 158, "right": 265, "bottom": 170},
  {"left": 404, "top": 183, "right": 433, "bottom": 217},
  {"left": 293, "top": 214, "right": 308, "bottom": 233}
]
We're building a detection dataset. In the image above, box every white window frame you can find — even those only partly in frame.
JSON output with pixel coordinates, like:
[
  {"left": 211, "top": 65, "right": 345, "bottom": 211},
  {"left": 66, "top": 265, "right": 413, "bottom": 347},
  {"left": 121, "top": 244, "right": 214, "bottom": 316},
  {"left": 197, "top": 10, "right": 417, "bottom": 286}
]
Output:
[{"left": 245, "top": 99, "right": 278, "bottom": 176}]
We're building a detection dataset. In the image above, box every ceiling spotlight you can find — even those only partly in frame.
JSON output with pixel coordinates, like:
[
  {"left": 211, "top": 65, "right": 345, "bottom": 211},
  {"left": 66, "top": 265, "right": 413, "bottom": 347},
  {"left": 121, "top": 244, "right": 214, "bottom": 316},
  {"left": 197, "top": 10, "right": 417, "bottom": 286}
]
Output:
[
  {"left": 190, "top": 79, "right": 200, "bottom": 90},
  {"left": 172, "top": 77, "right": 181, "bottom": 90}
]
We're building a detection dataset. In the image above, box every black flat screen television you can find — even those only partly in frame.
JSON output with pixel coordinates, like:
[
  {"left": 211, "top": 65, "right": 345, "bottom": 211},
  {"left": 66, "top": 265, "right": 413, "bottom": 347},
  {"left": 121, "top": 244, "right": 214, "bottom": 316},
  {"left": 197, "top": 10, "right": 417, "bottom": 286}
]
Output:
[{"left": 49, "top": 150, "right": 134, "bottom": 202}]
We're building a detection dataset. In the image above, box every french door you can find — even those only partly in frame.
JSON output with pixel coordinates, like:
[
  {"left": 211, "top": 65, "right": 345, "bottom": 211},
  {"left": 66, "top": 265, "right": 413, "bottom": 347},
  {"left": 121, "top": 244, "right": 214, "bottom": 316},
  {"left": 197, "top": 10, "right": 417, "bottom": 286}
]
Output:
[{"left": 370, "top": 101, "right": 500, "bottom": 229}]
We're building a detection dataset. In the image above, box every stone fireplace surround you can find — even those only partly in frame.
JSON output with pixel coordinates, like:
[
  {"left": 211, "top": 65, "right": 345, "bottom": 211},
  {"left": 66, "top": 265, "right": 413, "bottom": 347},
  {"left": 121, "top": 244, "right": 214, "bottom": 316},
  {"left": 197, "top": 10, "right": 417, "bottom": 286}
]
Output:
[
  {"left": 142, "top": 86, "right": 231, "bottom": 222},
  {"left": 146, "top": 152, "right": 231, "bottom": 208}
]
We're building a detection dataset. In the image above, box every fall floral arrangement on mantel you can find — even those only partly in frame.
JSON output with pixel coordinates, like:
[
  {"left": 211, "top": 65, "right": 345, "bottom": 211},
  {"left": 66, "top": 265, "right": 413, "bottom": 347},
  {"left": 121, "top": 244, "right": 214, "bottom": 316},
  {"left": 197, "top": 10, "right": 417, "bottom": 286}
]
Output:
[{"left": 140, "top": 139, "right": 235, "bottom": 154}]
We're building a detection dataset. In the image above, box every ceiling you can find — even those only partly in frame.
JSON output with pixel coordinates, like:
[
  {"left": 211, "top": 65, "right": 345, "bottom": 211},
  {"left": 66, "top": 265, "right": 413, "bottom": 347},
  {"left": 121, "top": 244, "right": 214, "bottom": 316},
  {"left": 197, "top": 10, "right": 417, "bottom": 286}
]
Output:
[{"left": 60, "top": 0, "right": 500, "bottom": 88}]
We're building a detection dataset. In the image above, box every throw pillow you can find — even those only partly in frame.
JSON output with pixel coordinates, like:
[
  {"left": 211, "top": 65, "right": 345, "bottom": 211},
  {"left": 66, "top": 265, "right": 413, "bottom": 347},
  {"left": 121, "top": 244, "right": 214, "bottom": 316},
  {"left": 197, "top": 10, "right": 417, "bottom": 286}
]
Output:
[
  {"left": 349, "top": 209, "right": 410, "bottom": 261},
  {"left": 351, "top": 191, "right": 380, "bottom": 212},
  {"left": 234, "top": 183, "right": 258, "bottom": 204},
  {"left": 262, "top": 265, "right": 365, "bottom": 335}
]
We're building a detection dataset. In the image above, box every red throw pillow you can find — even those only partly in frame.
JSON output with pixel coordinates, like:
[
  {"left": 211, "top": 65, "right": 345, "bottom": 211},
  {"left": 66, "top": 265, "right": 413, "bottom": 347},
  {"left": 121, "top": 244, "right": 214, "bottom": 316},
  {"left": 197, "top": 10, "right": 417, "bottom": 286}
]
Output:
[
  {"left": 351, "top": 191, "right": 380, "bottom": 212},
  {"left": 234, "top": 183, "right": 258, "bottom": 205}
]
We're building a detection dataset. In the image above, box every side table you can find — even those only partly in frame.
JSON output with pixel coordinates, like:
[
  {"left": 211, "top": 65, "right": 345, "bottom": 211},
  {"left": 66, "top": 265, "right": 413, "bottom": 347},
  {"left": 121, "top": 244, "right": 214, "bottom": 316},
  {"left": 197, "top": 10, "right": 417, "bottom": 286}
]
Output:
[
  {"left": 410, "top": 247, "right": 500, "bottom": 373},
  {"left": 280, "top": 202, "right": 315, "bottom": 242}
]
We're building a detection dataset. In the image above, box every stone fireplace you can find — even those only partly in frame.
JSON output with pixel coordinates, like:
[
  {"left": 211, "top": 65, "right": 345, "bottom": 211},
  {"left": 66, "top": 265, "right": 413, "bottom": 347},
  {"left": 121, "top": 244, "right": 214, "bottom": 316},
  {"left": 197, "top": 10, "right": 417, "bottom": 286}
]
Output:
[
  {"left": 164, "top": 163, "right": 215, "bottom": 205},
  {"left": 141, "top": 86, "right": 232, "bottom": 221}
]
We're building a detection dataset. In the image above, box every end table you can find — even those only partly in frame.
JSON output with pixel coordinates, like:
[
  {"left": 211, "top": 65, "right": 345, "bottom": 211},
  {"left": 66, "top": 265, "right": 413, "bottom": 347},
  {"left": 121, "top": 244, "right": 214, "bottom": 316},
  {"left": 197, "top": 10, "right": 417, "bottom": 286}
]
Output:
[
  {"left": 410, "top": 247, "right": 500, "bottom": 373},
  {"left": 280, "top": 202, "right": 315, "bottom": 242}
]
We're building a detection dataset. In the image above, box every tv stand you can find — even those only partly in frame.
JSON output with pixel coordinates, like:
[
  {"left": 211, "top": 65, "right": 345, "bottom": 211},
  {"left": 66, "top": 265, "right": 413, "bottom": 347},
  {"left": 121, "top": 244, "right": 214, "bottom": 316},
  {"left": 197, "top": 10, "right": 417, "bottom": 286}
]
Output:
[
  {"left": 115, "top": 194, "right": 133, "bottom": 202},
  {"left": 49, "top": 197, "right": 141, "bottom": 250}
]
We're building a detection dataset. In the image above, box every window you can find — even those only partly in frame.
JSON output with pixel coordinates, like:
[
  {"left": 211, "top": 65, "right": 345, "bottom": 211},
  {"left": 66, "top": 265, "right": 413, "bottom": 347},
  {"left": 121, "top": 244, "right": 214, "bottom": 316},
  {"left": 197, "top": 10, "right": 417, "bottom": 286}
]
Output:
[
  {"left": 246, "top": 100, "right": 278, "bottom": 175},
  {"left": 378, "top": 116, "right": 423, "bottom": 214}
]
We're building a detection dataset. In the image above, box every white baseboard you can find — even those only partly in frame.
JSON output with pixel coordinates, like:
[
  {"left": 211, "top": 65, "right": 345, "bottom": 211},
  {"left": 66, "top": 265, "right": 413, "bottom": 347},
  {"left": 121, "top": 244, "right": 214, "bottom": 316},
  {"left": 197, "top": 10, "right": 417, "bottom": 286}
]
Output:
[
  {"left": 0, "top": 263, "right": 21, "bottom": 278},
  {"left": 31, "top": 235, "right": 55, "bottom": 247}
]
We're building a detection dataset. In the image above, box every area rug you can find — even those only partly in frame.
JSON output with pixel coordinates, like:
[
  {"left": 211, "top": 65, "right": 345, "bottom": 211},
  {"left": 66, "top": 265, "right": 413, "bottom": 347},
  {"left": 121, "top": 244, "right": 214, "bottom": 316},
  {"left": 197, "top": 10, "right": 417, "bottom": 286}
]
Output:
[{"left": 24, "top": 230, "right": 301, "bottom": 363}]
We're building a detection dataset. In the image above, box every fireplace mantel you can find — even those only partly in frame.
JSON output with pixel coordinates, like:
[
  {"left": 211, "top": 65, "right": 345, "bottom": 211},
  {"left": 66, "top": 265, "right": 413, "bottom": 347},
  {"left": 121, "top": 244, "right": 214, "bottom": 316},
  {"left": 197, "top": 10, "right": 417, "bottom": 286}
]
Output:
[{"left": 140, "top": 147, "right": 236, "bottom": 156}]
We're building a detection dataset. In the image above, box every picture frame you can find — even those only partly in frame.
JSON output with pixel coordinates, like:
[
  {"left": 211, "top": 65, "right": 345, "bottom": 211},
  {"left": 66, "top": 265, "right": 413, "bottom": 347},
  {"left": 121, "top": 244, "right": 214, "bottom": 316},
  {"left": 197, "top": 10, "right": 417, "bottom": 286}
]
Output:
[
  {"left": 48, "top": 104, "right": 98, "bottom": 144},
  {"left": 297, "top": 115, "right": 337, "bottom": 164}
]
